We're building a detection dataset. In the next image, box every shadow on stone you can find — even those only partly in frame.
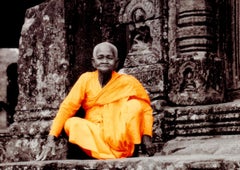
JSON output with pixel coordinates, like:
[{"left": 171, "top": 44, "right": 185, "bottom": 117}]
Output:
[{"left": 67, "top": 142, "right": 95, "bottom": 160}]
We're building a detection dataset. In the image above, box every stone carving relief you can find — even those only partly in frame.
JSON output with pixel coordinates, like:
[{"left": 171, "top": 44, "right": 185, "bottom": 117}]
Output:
[
  {"left": 168, "top": 53, "right": 224, "bottom": 105},
  {"left": 119, "top": 0, "right": 162, "bottom": 57},
  {"left": 179, "top": 62, "right": 196, "bottom": 93},
  {"left": 129, "top": 8, "right": 153, "bottom": 53},
  {"left": 119, "top": 0, "right": 156, "bottom": 23}
]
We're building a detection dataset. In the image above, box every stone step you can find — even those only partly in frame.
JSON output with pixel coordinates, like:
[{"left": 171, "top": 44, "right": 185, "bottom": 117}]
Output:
[
  {"left": 2, "top": 135, "right": 240, "bottom": 169},
  {"left": 163, "top": 99, "right": 240, "bottom": 137},
  {"left": 1, "top": 154, "right": 240, "bottom": 169}
]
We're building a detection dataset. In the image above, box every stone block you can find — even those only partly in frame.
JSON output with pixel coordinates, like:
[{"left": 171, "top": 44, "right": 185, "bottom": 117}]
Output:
[
  {"left": 162, "top": 100, "right": 240, "bottom": 137},
  {"left": 119, "top": 64, "right": 166, "bottom": 98},
  {"left": 123, "top": 52, "right": 159, "bottom": 67},
  {"left": 3, "top": 137, "right": 67, "bottom": 162},
  {"left": 17, "top": 0, "right": 67, "bottom": 111}
]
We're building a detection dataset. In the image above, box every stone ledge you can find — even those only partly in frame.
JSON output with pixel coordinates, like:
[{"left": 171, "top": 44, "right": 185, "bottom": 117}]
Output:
[
  {"left": 2, "top": 135, "right": 240, "bottom": 169},
  {"left": 161, "top": 135, "right": 240, "bottom": 156},
  {"left": 1, "top": 154, "right": 240, "bottom": 170}
]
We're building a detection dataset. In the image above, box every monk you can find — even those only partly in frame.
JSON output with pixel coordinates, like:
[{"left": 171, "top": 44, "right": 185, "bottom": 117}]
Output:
[{"left": 37, "top": 41, "right": 156, "bottom": 160}]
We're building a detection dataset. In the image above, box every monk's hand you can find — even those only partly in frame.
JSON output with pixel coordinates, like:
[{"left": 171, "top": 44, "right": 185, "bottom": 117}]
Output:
[
  {"left": 36, "top": 135, "right": 56, "bottom": 161},
  {"left": 142, "top": 135, "right": 156, "bottom": 157}
]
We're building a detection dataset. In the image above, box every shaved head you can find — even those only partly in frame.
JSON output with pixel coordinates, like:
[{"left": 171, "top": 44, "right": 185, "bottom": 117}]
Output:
[{"left": 93, "top": 42, "right": 118, "bottom": 59}]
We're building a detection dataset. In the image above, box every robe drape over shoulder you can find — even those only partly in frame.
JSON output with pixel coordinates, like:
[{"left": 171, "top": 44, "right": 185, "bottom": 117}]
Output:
[{"left": 49, "top": 71, "right": 153, "bottom": 159}]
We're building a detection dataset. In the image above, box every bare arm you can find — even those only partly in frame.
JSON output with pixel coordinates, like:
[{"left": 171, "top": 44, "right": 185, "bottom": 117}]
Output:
[
  {"left": 142, "top": 135, "right": 156, "bottom": 156},
  {"left": 36, "top": 135, "right": 56, "bottom": 161}
]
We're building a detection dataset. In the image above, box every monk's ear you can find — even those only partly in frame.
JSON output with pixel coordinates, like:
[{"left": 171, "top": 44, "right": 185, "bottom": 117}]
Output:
[{"left": 91, "top": 58, "right": 96, "bottom": 68}]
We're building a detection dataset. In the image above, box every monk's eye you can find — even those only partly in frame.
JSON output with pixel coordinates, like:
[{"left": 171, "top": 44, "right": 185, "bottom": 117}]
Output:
[
  {"left": 107, "top": 55, "right": 114, "bottom": 60},
  {"left": 96, "top": 55, "right": 104, "bottom": 59}
]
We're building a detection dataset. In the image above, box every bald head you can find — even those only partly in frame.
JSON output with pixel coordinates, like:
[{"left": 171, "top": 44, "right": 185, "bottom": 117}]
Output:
[{"left": 93, "top": 42, "right": 118, "bottom": 59}]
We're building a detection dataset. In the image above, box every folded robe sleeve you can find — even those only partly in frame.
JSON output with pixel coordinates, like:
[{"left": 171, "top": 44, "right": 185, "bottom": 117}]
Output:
[
  {"left": 49, "top": 74, "right": 88, "bottom": 137},
  {"left": 126, "top": 75, "right": 153, "bottom": 137},
  {"left": 142, "top": 102, "right": 153, "bottom": 137}
]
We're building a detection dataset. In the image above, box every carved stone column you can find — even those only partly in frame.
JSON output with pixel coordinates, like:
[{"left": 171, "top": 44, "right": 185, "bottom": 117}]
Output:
[
  {"left": 118, "top": 0, "right": 167, "bottom": 142},
  {"left": 168, "top": 0, "right": 225, "bottom": 105}
]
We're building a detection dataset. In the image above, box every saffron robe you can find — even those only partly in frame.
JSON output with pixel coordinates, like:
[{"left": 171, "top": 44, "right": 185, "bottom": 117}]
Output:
[{"left": 49, "top": 71, "right": 153, "bottom": 159}]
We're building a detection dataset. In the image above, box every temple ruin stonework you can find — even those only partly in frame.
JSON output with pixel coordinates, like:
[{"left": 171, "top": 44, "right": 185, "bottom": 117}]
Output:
[{"left": 1, "top": 0, "right": 240, "bottom": 165}]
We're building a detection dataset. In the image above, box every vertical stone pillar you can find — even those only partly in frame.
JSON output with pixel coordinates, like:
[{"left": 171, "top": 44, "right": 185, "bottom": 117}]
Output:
[
  {"left": 118, "top": 0, "right": 167, "bottom": 142},
  {"left": 168, "top": 0, "right": 224, "bottom": 105},
  {"left": 3, "top": 0, "right": 68, "bottom": 162}
]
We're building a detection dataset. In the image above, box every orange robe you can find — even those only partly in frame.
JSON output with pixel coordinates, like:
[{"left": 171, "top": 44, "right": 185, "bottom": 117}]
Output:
[{"left": 49, "top": 71, "right": 153, "bottom": 159}]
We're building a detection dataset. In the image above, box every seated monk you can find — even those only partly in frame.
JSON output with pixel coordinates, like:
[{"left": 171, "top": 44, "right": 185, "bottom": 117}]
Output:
[{"left": 37, "top": 41, "right": 156, "bottom": 160}]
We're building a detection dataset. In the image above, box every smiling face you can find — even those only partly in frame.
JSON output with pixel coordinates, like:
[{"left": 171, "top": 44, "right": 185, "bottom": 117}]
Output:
[{"left": 92, "top": 42, "right": 119, "bottom": 74}]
